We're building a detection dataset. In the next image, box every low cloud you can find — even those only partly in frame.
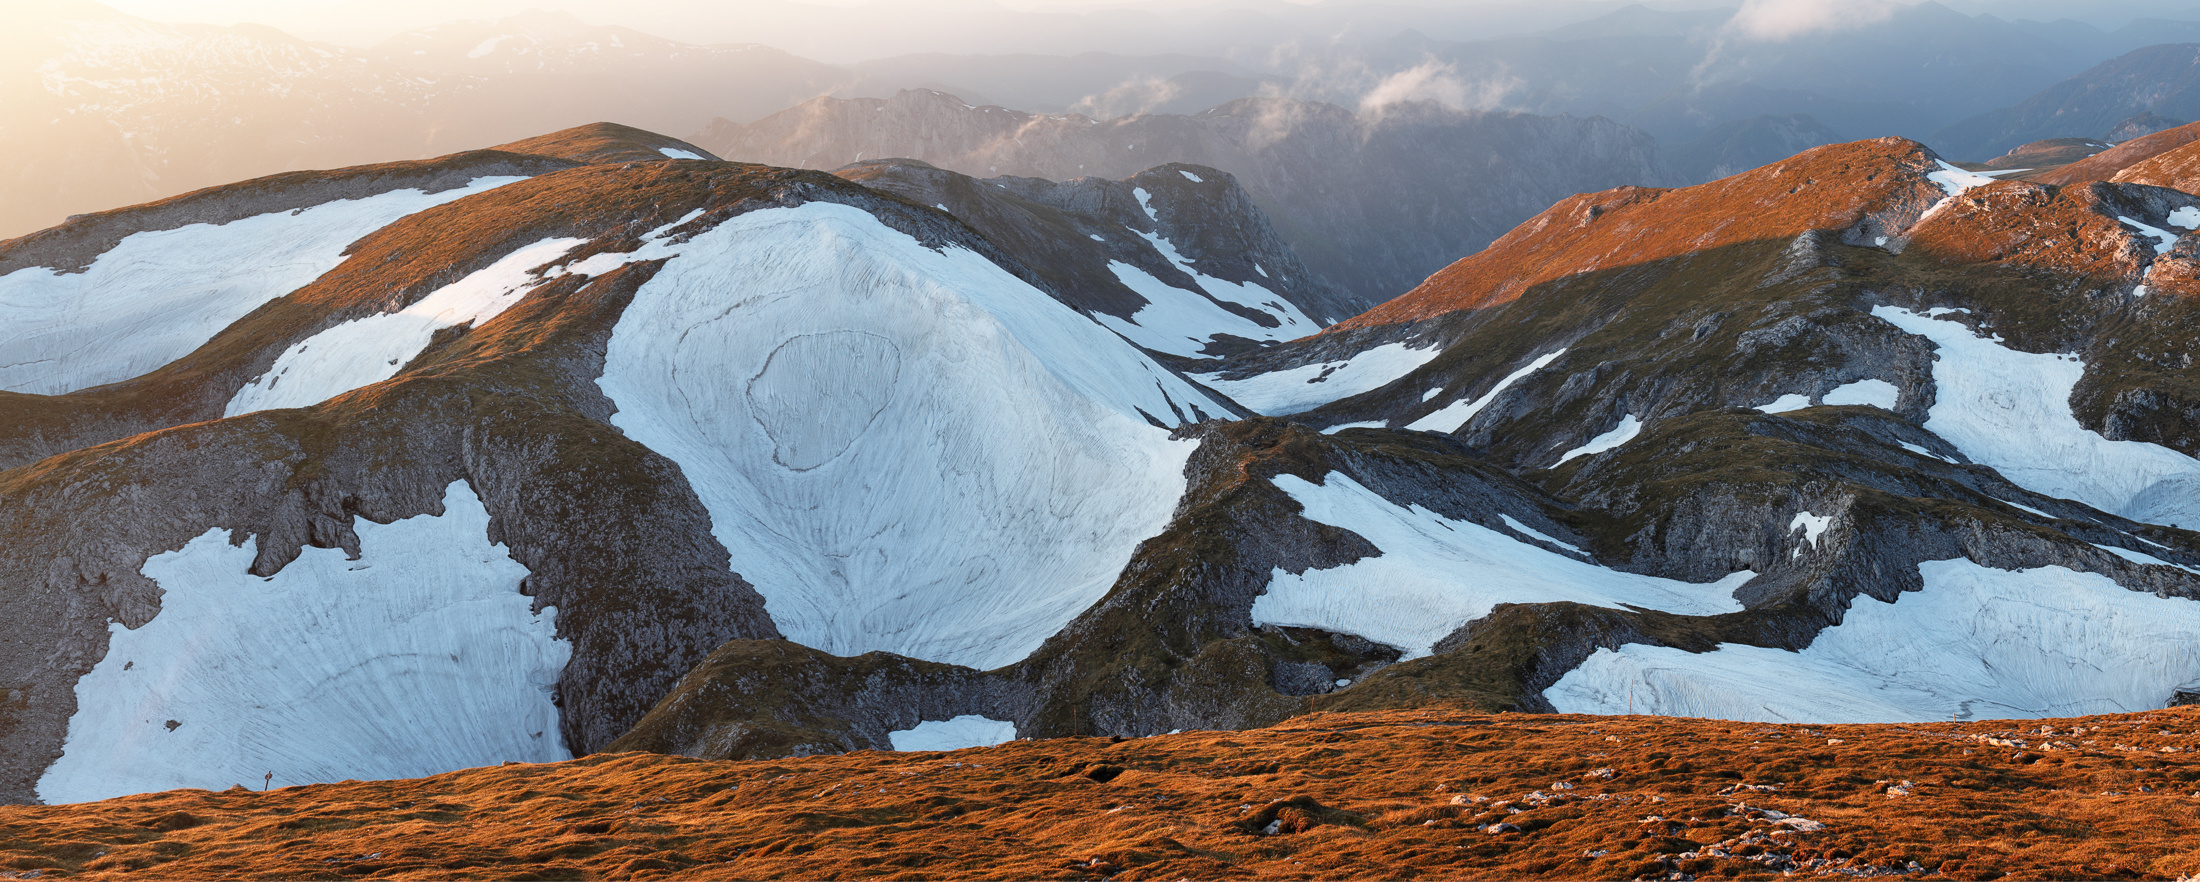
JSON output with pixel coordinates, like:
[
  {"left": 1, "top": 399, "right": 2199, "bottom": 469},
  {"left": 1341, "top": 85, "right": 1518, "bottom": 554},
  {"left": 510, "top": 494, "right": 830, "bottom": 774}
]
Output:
[
  {"left": 1726, "top": 0, "right": 1898, "bottom": 42},
  {"left": 1357, "top": 61, "right": 1517, "bottom": 114}
]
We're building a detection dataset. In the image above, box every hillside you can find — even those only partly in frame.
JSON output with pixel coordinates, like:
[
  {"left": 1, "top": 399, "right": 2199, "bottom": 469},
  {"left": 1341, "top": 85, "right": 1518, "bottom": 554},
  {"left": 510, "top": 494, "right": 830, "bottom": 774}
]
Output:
[{"left": 4, "top": 708, "right": 2200, "bottom": 879}]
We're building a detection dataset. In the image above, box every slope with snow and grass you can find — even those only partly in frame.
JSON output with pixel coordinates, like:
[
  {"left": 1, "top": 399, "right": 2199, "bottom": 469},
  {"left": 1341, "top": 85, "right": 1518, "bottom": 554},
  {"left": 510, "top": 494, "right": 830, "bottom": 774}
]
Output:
[{"left": 0, "top": 176, "right": 527, "bottom": 396}]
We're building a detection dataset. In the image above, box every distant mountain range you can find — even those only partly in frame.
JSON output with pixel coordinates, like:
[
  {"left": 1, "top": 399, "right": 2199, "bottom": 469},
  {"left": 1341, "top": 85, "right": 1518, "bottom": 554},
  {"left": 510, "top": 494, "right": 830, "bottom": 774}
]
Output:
[{"left": 696, "top": 89, "right": 1678, "bottom": 305}]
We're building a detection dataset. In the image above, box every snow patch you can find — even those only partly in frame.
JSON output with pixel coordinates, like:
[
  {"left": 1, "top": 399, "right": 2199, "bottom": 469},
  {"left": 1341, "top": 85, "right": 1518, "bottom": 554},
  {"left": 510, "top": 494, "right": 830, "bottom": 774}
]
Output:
[
  {"left": 1406, "top": 349, "right": 1565, "bottom": 433},
  {"left": 1790, "top": 511, "right": 1832, "bottom": 558},
  {"left": 1194, "top": 342, "right": 1441, "bottom": 415},
  {"left": 1873, "top": 306, "right": 2200, "bottom": 528},
  {"left": 595, "top": 202, "right": 1214, "bottom": 670},
  {"left": 37, "top": 481, "right": 567, "bottom": 804},
  {"left": 1178, "top": 170, "right": 1203, "bottom": 183},
  {"left": 2120, "top": 216, "right": 2182, "bottom": 255},
  {"left": 1249, "top": 473, "right": 1751, "bottom": 658},
  {"left": 1925, "top": 160, "right": 1996, "bottom": 197},
  {"left": 1557, "top": 415, "right": 1643, "bottom": 465},
  {"left": 888, "top": 715, "right": 1017, "bottom": 752},
  {"left": 658, "top": 147, "right": 706, "bottom": 161},
  {"left": 0, "top": 176, "right": 528, "bottom": 396},
  {"left": 1822, "top": 378, "right": 1898, "bottom": 409},
  {"left": 226, "top": 237, "right": 586, "bottom": 416},
  {"left": 2169, "top": 206, "right": 2200, "bottom": 231},
  {"left": 1898, "top": 441, "right": 1955, "bottom": 463},
  {"left": 1754, "top": 393, "right": 1811, "bottom": 414},
  {"left": 1546, "top": 560, "right": 2200, "bottom": 722},
  {"left": 1321, "top": 420, "right": 1385, "bottom": 434},
  {"left": 467, "top": 35, "right": 507, "bottom": 58}
]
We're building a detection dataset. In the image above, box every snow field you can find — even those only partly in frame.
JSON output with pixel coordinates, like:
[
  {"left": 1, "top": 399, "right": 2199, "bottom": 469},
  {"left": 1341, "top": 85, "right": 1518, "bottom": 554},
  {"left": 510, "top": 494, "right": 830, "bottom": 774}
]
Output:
[
  {"left": 225, "top": 236, "right": 587, "bottom": 415},
  {"left": 1194, "top": 342, "right": 1442, "bottom": 416},
  {"left": 0, "top": 176, "right": 529, "bottom": 396},
  {"left": 596, "top": 202, "right": 1219, "bottom": 670},
  {"left": 1406, "top": 349, "right": 1567, "bottom": 432},
  {"left": 38, "top": 481, "right": 568, "bottom": 804},
  {"left": 1545, "top": 559, "right": 2200, "bottom": 723},
  {"left": 888, "top": 716, "right": 1019, "bottom": 751},
  {"left": 1873, "top": 306, "right": 2200, "bottom": 528},
  {"left": 1249, "top": 473, "right": 1752, "bottom": 658}
]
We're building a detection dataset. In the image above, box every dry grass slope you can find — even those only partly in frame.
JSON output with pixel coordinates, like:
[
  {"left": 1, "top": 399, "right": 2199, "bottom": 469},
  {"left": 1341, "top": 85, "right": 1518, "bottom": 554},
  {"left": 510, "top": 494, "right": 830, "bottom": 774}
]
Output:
[{"left": 6, "top": 708, "right": 2200, "bottom": 880}]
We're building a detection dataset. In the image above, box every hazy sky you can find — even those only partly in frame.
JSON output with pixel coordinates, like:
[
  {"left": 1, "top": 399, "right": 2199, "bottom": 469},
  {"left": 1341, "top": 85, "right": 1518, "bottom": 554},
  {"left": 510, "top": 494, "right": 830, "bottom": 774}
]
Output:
[{"left": 96, "top": 0, "right": 2200, "bottom": 61}]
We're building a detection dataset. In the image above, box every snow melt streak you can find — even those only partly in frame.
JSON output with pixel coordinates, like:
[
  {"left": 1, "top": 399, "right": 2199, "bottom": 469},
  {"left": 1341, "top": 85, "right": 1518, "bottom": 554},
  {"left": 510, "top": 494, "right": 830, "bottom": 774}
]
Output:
[
  {"left": 597, "top": 202, "right": 1212, "bottom": 670},
  {"left": 1249, "top": 473, "right": 1751, "bottom": 659},
  {"left": 38, "top": 481, "right": 569, "bottom": 805},
  {"left": 1546, "top": 560, "right": 2200, "bottom": 723},
  {"left": 0, "top": 177, "right": 527, "bottom": 396}
]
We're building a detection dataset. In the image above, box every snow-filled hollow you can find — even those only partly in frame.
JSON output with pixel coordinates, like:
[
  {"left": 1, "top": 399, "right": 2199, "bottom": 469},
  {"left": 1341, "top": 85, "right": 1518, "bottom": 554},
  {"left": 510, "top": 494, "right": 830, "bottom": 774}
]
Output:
[
  {"left": 1545, "top": 559, "right": 2200, "bottom": 723},
  {"left": 0, "top": 176, "right": 528, "bottom": 396},
  {"left": 1249, "top": 473, "right": 1752, "bottom": 659},
  {"left": 595, "top": 201, "right": 1220, "bottom": 670},
  {"left": 888, "top": 716, "right": 1018, "bottom": 751},
  {"left": 1194, "top": 342, "right": 1442, "bottom": 416},
  {"left": 37, "top": 481, "right": 568, "bottom": 805},
  {"left": 1873, "top": 305, "right": 2200, "bottom": 528}
]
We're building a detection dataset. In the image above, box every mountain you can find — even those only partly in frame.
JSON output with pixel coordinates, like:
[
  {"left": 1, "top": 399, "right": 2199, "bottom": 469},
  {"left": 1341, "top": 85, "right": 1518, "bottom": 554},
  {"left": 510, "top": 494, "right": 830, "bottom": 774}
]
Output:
[
  {"left": 1163, "top": 137, "right": 2200, "bottom": 725},
  {"left": 1932, "top": 43, "right": 2200, "bottom": 160},
  {"left": 13, "top": 117, "right": 2200, "bottom": 815},
  {"left": 0, "top": 121, "right": 1356, "bottom": 803},
  {"left": 694, "top": 89, "right": 1677, "bottom": 306},
  {"left": 2034, "top": 120, "right": 2200, "bottom": 184},
  {"left": 0, "top": 3, "right": 860, "bottom": 240},
  {"left": 1663, "top": 114, "right": 1846, "bottom": 184}
]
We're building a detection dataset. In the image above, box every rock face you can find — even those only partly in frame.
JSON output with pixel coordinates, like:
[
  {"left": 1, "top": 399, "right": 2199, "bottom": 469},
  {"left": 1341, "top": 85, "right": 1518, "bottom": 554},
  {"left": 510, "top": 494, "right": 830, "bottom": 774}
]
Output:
[{"left": 694, "top": 89, "right": 1679, "bottom": 306}]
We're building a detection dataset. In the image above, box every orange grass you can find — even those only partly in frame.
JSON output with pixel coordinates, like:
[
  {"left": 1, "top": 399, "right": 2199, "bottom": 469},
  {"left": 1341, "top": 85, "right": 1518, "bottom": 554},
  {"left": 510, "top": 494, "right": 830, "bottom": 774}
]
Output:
[{"left": 8, "top": 708, "right": 2200, "bottom": 880}]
